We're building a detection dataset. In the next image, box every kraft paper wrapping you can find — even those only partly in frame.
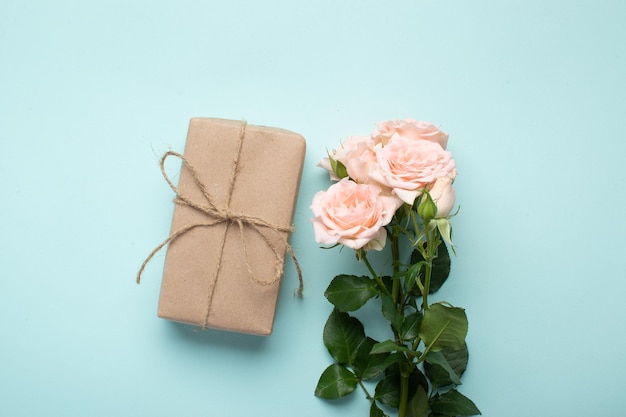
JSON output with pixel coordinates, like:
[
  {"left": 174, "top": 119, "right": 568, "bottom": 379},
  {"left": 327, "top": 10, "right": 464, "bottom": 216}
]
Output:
[{"left": 157, "top": 118, "right": 306, "bottom": 335}]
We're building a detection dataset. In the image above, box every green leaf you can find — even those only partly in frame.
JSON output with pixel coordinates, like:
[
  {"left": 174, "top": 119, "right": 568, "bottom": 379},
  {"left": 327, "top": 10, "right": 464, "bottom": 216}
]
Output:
[
  {"left": 353, "top": 337, "right": 381, "bottom": 379},
  {"left": 406, "top": 384, "right": 429, "bottom": 417},
  {"left": 410, "top": 240, "right": 451, "bottom": 294},
  {"left": 374, "top": 374, "right": 401, "bottom": 408},
  {"left": 424, "top": 343, "right": 469, "bottom": 388},
  {"left": 429, "top": 389, "right": 481, "bottom": 416},
  {"left": 370, "top": 402, "right": 388, "bottom": 417},
  {"left": 424, "top": 350, "right": 462, "bottom": 386},
  {"left": 381, "top": 294, "right": 402, "bottom": 333},
  {"left": 400, "top": 312, "right": 423, "bottom": 341},
  {"left": 314, "top": 363, "right": 358, "bottom": 399},
  {"left": 323, "top": 309, "right": 366, "bottom": 365},
  {"left": 370, "top": 340, "right": 409, "bottom": 354},
  {"left": 405, "top": 261, "right": 426, "bottom": 293},
  {"left": 419, "top": 303, "right": 468, "bottom": 351},
  {"left": 408, "top": 367, "right": 429, "bottom": 396},
  {"left": 325, "top": 275, "right": 378, "bottom": 312},
  {"left": 431, "top": 239, "right": 451, "bottom": 293},
  {"left": 353, "top": 338, "right": 403, "bottom": 380}
]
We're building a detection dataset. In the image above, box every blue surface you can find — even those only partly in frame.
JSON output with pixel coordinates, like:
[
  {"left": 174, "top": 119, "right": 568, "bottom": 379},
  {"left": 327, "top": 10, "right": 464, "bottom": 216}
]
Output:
[{"left": 2, "top": 1, "right": 626, "bottom": 416}]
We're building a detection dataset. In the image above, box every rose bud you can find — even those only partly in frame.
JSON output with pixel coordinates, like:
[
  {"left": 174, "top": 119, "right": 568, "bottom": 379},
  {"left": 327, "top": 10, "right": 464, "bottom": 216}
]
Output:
[
  {"left": 429, "top": 176, "right": 456, "bottom": 218},
  {"left": 417, "top": 192, "right": 437, "bottom": 221}
]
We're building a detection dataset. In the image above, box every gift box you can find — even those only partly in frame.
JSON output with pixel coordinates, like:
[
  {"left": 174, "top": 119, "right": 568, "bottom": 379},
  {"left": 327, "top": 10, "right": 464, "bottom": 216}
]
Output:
[{"left": 145, "top": 118, "right": 306, "bottom": 335}]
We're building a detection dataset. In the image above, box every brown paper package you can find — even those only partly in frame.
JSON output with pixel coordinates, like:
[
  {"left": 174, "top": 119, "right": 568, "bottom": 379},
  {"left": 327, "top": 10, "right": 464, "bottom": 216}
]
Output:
[{"left": 158, "top": 118, "right": 306, "bottom": 335}]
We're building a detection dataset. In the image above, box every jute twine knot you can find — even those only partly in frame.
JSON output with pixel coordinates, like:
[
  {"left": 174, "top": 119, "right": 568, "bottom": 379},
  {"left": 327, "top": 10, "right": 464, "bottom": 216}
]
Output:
[{"left": 137, "top": 122, "right": 303, "bottom": 328}]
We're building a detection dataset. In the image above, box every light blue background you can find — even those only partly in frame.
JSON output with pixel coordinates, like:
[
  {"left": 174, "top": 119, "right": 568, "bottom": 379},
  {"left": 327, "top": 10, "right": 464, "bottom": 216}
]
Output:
[{"left": 1, "top": 1, "right": 625, "bottom": 416}]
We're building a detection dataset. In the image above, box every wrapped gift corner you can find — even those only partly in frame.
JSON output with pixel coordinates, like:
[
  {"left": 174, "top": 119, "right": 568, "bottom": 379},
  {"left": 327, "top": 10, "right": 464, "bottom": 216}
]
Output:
[{"left": 155, "top": 118, "right": 306, "bottom": 336}]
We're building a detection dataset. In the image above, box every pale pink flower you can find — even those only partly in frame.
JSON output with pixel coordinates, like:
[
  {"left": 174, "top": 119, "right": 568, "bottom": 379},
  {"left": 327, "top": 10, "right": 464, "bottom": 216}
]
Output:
[
  {"left": 370, "top": 137, "right": 456, "bottom": 205},
  {"left": 373, "top": 119, "right": 449, "bottom": 149},
  {"left": 429, "top": 175, "right": 456, "bottom": 218},
  {"left": 318, "top": 136, "right": 378, "bottom": 184},
  {"left": 310, "top": 178, "right": 400, "bottom": 250},
  {"left": 334, "top": 136, "right": 377, "bottom": 184}
]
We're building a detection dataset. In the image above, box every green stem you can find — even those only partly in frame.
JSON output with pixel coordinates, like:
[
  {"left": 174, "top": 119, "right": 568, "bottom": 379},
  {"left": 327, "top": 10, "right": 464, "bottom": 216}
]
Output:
[
  {"left": 398, "top": 363, "right": 410, "bottom": 417},
  {"left": 361, "top": 252, "right": 379, "bottom": 280},
  {"left": 361, "top": 253, "right": 391, "bottom": 297},
  {"left": 390, "top": 226, "right": 411, "bottom": 417},
  {"left": 389, "top": 229, "right": 404, "bottom": 343},
  {"left": 422, "top": 261, "right": 431, "bottom": 311},
  {"left": 411, "top": 337, "right": 422, "bottom": 352},
  {"left": 358, "top": 380, "right": 373, "bottom": 400},
  {"left": 422, "top": 223, "right": 439, "bottom": 312},
  {"left": 390, "top": 228, "right": 401, "bottom": 304}
]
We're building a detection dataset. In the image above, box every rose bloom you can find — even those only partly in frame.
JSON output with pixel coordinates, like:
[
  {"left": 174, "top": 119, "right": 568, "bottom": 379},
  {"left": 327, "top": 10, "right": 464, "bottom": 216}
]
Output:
[
  {"left": 370, "top": 137, "right": 456, "bottom": 205},
  {"left": 317, "top": 136, "right": 377, "bottom": 184},
  {"left": 310, "top": 178, "right": 400, "bottom": 250},
  {"left": 373, "top": 119, "right": 449, "bottom": 149}
]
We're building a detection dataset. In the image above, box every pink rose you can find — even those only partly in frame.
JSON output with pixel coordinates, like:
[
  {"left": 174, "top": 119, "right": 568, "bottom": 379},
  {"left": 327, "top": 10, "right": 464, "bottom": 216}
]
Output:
[
  {"left": 373, "top": 119, "right": 449, "bottom": 149},
  {"left": 429, "top": 176, "right": 456, "bottom": 218},
  {"left": 318, "top": 136, "right": 377, "bottom": 184},
  {"left": 335, "top": 136, "right": 378, "bottom": 184},
  {"left": 370, "top": 137, "right": 456, "bottom": 205},
  {"left": 310, "top": 178, "right": 400, "bottom": 250}
]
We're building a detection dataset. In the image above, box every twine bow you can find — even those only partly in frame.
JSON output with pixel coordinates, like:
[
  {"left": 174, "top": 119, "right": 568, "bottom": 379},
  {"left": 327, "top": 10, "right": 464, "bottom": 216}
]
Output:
[{"left": 137, "top": 122, "right": 303, "bottom": 327}]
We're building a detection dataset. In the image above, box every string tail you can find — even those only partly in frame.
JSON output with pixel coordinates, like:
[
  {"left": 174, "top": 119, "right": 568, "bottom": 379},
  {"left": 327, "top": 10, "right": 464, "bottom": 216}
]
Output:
[
  {"left": 136, "top": 223, "right": 217, "bottom": 284},
  {"left": 286, "top": 245, "right": 304, "bottom": 297}
]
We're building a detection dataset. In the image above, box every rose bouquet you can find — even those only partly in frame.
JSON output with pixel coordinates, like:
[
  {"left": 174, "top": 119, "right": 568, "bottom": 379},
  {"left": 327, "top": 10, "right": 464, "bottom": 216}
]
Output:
[{"left": 311, "top": 120, "right": 480, "bottom": 417}]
